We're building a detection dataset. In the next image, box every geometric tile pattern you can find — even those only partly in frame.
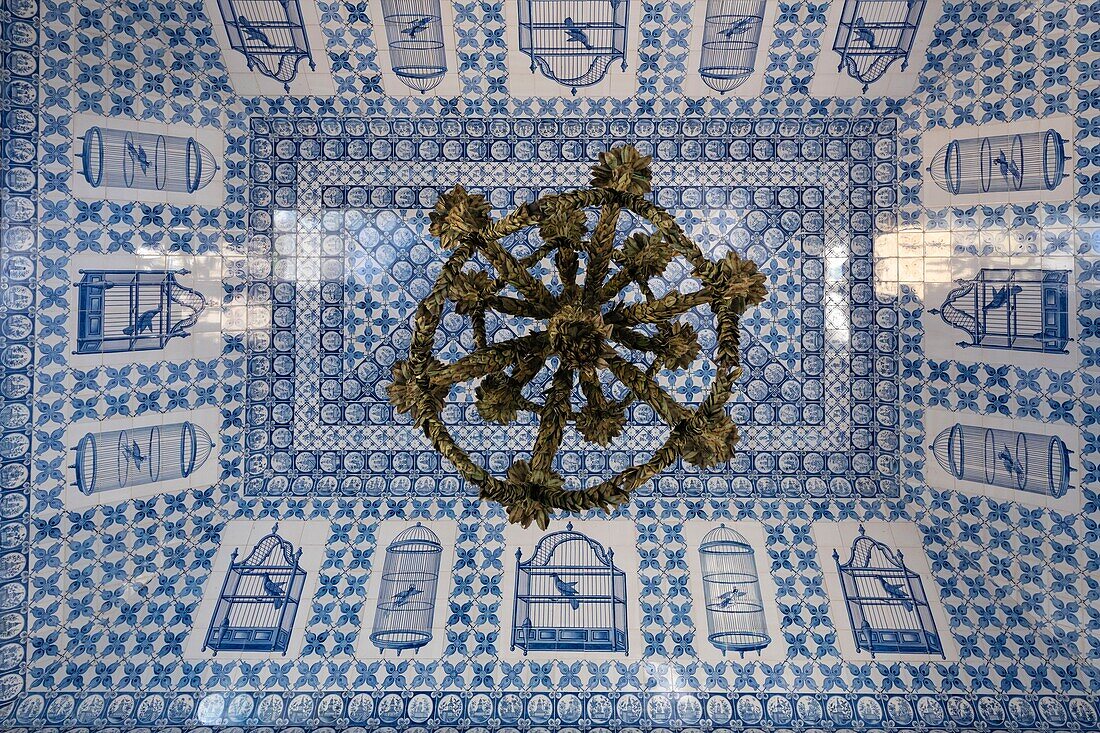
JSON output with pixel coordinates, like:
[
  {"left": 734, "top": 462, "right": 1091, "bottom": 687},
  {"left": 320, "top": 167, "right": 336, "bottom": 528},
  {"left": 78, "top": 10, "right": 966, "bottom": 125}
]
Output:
[
  {"left": 242, "top": 116, "right": 901, "bottom": 499},
  {"left": 5, "top": 0, "right": 1099, "bottom": 727}
]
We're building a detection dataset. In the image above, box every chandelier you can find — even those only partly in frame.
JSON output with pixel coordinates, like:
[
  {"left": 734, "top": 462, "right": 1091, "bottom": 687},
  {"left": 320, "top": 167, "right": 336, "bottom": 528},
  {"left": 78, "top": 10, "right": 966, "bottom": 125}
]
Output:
[{"left": 389, "top": 145, "right": 767, "bottom": 528}]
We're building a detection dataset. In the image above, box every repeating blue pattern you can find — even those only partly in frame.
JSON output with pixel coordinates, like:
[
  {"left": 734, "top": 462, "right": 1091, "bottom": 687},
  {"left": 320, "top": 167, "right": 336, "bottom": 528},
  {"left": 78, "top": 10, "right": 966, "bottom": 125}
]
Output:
[{"left": 1, "top": 0, "right": 1098, "bottom": 727}]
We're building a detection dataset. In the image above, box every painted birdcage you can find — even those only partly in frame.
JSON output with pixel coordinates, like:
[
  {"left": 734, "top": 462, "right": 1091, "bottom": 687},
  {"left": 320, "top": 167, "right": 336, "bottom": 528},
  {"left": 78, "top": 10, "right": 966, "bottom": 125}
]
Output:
[
  {"left": 832, "top": 0, "right": 926, "bottom": 91},
  {"left": 928, "top": 129, "right": 1067, "bottom": 195},
  {"left": 932, "top": 423, "right": 1073, "bottom": 498},
  {"left": 204, "top": 523, "right": 307, "bottom": 654},
  {"left": 699, "top": 524, "right": 770, "bottom": 655},
  {"left": 511, "top": 522, "right": 628, "bottom": 654},
  {"left": 216, "top": 0, "right": 316, "bottom": 91},
  {"left": 832, "top": 526, "right": 943, "bottom": 657},
  {"left": 929, "top": 269, "right": 1070, "bottom": 354},
  {"left": 370, "top": 522, "right": 443, "bottom": 653},
  {"left": 518, "top": 0, "right": 629, "bottom": 93},
  {"left": 380, "top": 0, "right": 447, "bottom": 92},
  {"left": 698, "top": 0, "right": 766, "bottom": 93},
  {"left": 72, "top": 421, "right": 215, "bottom": 495},
  {"left": 74, "top": 269, "right": 207, "bottom": 355},
  {"left": 78, "top": 126, "right": 219, "bottom": 194}
]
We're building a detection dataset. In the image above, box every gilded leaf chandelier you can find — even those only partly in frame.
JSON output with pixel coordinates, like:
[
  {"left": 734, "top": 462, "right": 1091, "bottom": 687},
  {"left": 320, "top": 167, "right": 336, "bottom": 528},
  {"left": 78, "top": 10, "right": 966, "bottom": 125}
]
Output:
[{"left": 390, "top": 145, "right": 767, "bottom": 528}]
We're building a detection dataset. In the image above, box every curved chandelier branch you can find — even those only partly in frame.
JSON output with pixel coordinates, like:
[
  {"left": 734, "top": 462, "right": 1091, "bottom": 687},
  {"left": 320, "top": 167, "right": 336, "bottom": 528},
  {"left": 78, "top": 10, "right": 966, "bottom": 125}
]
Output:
[{"left": 390, "top": 144, "right": 768, "bottom": 529}]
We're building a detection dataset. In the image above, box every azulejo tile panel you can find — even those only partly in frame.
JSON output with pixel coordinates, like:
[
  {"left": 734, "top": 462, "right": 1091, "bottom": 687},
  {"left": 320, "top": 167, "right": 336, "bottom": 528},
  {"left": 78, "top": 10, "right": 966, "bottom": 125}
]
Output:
[
  {"left": 242, "top": 116, "right": 902, "bottom": 500},
  {"left": 5, "top": 0, "right": 1100, "bottom": 726}
]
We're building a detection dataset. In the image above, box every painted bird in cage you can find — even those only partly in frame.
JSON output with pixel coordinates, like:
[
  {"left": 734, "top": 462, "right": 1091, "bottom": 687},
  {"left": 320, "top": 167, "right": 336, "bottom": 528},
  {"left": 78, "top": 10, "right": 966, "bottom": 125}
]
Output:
[
  {"left": 122, "top": 439, "right": 146, "bottom": 470},
  {"left": 125, "top": 140, "right": 151, "bottom": 175},
  {"left": 852, "top": 18, "right": 877, "bottom": 48},
  {"left": 236, "top": 15, "right": 272, "bottom": 45},
  {"left": 877, "top": 577, "right": 914, "bottom": 611},
  {"left": 994, "top": 149, "right": 1022, "bottom": 184},
  {"left": 122, "top": 308, "right": 161, "bottom": 336},
  {"left": 551, "top": 573, "right": 581, "bottom": 609},
  {"left": 983, "top": 284, "right": 1022, "bottom": 310},
  {"left": 391, "top": 584, "right": 422, "bottom": 608},
  {"left": 402, "top": 16, "right": 433, "bottom": 37},
  {"left": 719, "top": 18, "right": 755, "bottom": 38},
  {"left": 716, "top": 588, "right": 746, "bottom": 608},
  {"left": 996, "top": 446, "right": 1024, "bottom": 477},
  {"left": 262, "top": 573, "right": 286, "bottom": 608},
  {"left": 563, "top": 18, "right": 594, "bottom": 49}
]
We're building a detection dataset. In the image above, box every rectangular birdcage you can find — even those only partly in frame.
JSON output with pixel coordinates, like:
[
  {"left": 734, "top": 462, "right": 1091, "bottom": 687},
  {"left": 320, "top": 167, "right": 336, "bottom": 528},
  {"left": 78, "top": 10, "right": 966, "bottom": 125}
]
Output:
[
  {"left": 833, "top": 526, "right": 943, "bottom": 657},
  {"left": 832, "top": 0, "right": 926, "bottom": 91},
  {"left": 75, "top": 270, "right": 207, "bottom": 355},
  {"left": 215, "top": 0, "right": 316, "bottom": 91},
  {"left": 204, "top": 524, "right": 306, "bottom": 654},
  {"left": 511, "top": 523, "right": 628, "bottom": 654},
  {"left": 930, "top": 268, "right": 1070, "bottom": 354}
]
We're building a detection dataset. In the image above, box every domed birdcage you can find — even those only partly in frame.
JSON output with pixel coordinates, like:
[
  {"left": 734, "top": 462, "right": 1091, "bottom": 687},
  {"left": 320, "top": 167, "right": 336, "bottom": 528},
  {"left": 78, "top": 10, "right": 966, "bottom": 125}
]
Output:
[
  {"left": 72, "top": 420, "right": 215, "bottom": 495},
  {"left": 698, "top": 524, "right": 769, "bottom": 655},
  {"left": 511, "top": 522, "right": 628, "bottom": 654},
  {"left": 204, "top": 523, "right": 307, "bottom": 654},
  {"left": 79, "top": 127, "right": 219, "bottom": 194},
  {"left": 928, "top": 129, "right": 1067, "bottom": 195},
  {"left": 698, "top": 0, "right": 766, "bottom": 93},
  {"left": 370, "top": 522, "right": 444, "bottom": 653},
  {"left": 931, "top": 423, "right": 1073, "bottom": 498},
  {"left": 380, "top": 0, "right": 447, "bottom": 92},
  {"left": 832, "top": 525, "right": 943, "bottom": 657}
]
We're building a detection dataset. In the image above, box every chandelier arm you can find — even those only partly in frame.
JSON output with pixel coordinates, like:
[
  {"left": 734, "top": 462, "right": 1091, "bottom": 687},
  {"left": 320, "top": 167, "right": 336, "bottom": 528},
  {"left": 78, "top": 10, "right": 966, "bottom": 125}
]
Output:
[
  {"left": 486, "top": 294, "right": 552, "bottom": 319},
  {"left": 604, "top": 289, "right": 712, "bottom": 326},
  {"left": 626, "top": 199, "right": 709, "bottom": 271},
  {"left": 555, "top": 245, "right": 582, "bottom": 301},
  {"left": 479, "top": 238, "right": 556, "bottom": 309},
  {"left": 431, "top": 332, "right": 549, "bottom": 386},
  {"left": 529, "top": 365, "right": 574, "bottom": 474},
  {"left": 482, "top": 201, "right": 543, "bottom": 241},
  {"left": 419, "top": 411, "right": 496, "bottom": 487},
  {"left": 472, "top": 310, "right": 488, "bottom": 350},
  {"left": 518, "top": 239, "right": 560, "bottom": 268},
  {"left": 602, "top": 349, "right": 689, "bottom": 426},
  {"left": 598, "top": 266, "right": 642, "bottom": 303},
  {"left": 583, "top": 200, "right": 623, "bottom": 307},
  {"left": 608, "top": 324, "right": 660, "bottom": 354},
  {"left": 588, "top": 436, "right": 681, "bottom": 499}
]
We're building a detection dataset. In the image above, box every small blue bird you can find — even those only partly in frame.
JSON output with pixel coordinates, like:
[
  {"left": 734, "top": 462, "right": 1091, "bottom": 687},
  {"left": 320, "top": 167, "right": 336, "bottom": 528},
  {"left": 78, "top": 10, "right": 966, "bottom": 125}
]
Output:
[
  {"left": 551, "top": 573, "right": 580, "bottom": 610},
  {"left": 878, "top": 577, "right": 913, "bottom": 611},
  {"left": 262, "top": 573, "right": 286, "bottom": 609},
  {"left": 391, "top": 584, "right": 422, "bottom": 608},
  {"left": 563, "top": 17, "right": 593, "bottom": 49},
  {"left": 126, "top": 140, "right": 150, "bottom": 174},
  {"left": 236, "top": 15, "right": 271, "bottom": 45},
  {"left": 123, "top": 439, "right": 146, "bottom": 470},
  {"left": 402, "top": 16, "right": 433, "bottom": 37},
  {"left": 983, "top": 284, "right": 1021, "bottom": 310},
  {"left": 852, "top": 18, "right": 876, "bottom": 48},
  {"left": 997, "top": 446, "right": 1023, "bottom": 477},
  {"left": 123, "top": 308, "right": 160, "bottom": 336},
  {"left": 720, "top": 18, "right": 754, "bottom": 37},
  {"left": 994, "top": 149, "right": 1021, "bottom": 184},
  {"left": 716, "top": 588, "right": 745, "bottom": 608}
]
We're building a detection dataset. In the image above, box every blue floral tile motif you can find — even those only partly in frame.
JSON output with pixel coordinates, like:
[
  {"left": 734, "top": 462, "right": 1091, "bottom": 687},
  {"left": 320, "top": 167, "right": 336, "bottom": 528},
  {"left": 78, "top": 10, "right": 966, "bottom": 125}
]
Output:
[{"left": 5, "top": 0, "right": 1100, "bottom": 725}]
